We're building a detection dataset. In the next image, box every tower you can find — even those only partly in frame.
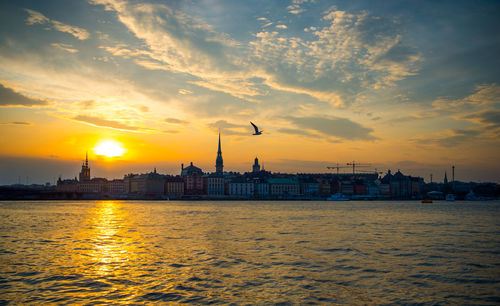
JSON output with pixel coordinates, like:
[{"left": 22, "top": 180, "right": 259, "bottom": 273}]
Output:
[
  {"left": 215, "top": 133, "right": 223, "bottom": 174},
  {"left": 252, "top": 156, "right": 260, "bottom": 173},
  {"left": 444, "top": 171, "right": 448, "bottom": 184},
  {"left": 79, "top": 151, "right": 90, "bottom": 182}
]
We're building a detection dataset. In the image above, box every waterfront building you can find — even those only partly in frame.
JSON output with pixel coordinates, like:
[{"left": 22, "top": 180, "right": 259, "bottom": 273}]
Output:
[
  {"left": 215, "top": 133, "right": 223, "bottom": 174},
  {"left": 79, "top": 152, "right": 90, "bottom": 182},
  {"left": 353, "top": 181, "right": 368, "bottom": 195},
  {"left": 252, "top": 157, "right": 260, "bottom": 173},
  {"left": 181, "top": 162, "right": 204, "bottom": 195},
  {"left": 317, "top": 178, "right": 332, "bottom": 197},
  {"left": 340, "top": 180, "right": 354, "bottom": 195},
  {"left": 255, "top": 182, "right": 269, "bottom": 197},
  {"left": 300, "top": 179, "right": 320, "bottom": 196},
  {"left": 165, "top": 176, "right": 184, "bottom": 197},
  {"left": 79, "top": 178, "right": 108, "bottom": 193},
  {"left": 126, "top": 169, "right": 164, "bottom": 195},
  {"left": 228, "top": 179, "right": 254, "bottom": 197},
  {"left": 207, "top": 173, "right": 225, "bottom": 196},
  {"left": 268, "top": 178, "right": 300, "bottom": 197},
  {"left": 56, "top": 177, "right": 78, "bottom": 192},
  {"left": 108, "top": 179, "right": 125, "bottom": 194}
]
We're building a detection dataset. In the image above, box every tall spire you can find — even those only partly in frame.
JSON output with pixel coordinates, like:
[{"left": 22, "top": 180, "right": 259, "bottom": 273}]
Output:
[
  {"left": 217, "top": 132, "right": 222, "bottom": 155},
  {"left": 85, "top": 151, "right": 88, "bottom": 167},
  {"left": 215, "top": 132, "right": 223, "bottom": 173}
]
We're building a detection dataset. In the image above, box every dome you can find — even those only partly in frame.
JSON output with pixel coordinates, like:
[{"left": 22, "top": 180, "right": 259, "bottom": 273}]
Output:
[{"left": 181, "top": 162, "right": 203, "bottom": 176}]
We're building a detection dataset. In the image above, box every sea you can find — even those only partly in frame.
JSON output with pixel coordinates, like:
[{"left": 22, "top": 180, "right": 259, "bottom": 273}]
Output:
[{"left": 0, "top": 200, "right": 499, "bottom": 304}]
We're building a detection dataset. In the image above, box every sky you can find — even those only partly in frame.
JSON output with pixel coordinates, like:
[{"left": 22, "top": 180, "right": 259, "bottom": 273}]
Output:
[{"left": 0, "top": 0, "right": 499, "bottom": 184}]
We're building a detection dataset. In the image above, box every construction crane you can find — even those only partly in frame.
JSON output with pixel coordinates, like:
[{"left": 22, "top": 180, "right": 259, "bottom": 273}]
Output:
[
  {"left": 346, "top": 161, "right": 371, "bottom": 175},
  {"left": 327, "top": 163, "right": 350, "bottom": 175}
]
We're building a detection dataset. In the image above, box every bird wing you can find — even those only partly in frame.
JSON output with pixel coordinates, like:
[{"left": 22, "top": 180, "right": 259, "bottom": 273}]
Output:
[{"left": 250, "top": 121, "right": 259, "bottom": 132}]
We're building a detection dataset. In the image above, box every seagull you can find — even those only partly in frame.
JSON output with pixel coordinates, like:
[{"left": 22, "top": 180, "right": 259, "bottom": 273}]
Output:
[{"left": 250, "top": 122, "right": 263, "bottom": 135}]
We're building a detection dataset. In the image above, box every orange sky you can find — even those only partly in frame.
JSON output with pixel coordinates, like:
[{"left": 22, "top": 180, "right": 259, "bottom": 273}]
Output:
[{"left": 0, "top": 0, "right": 499, "bottom": 184}]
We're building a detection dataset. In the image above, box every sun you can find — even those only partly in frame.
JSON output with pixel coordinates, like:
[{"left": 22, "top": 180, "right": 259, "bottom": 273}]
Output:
[{"left": 93, "top": 140, "right": 126, "bottom": 158}]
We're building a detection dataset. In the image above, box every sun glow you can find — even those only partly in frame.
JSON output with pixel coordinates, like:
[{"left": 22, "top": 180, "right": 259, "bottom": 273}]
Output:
[{"left": 93, "top": 140, "right": 126, "bottom": 157}]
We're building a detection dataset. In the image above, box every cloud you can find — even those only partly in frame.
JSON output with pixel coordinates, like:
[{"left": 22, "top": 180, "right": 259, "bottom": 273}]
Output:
[
  {"left": 277, "top": 128, "right": 321, "bottom": 138},
  {"left": 287, "top": 0, "right": 313, "bottom": 15},
  {"left": 77, "top": 100, "right": 95, "bottom": 109},
  {"left": 206, "top": 120, "right": 249, "bottom": 135},
  {"left": 178, "top": 89, "right": 192, "bottom": 95},
  {"left": 461, "top": 109, "right": 500, "bottom": 129},
  {"left": 164, "top": 117, "right": 189, "bottom": 125},
  {"left": 283, "top": 116, "right": 376, "bottom": 140},
  {"left": 389, "top": 112, "right": 437, "bottom": 123},
  {"left": 92, "top": 1, "right": 419, "bottom": 108},
  {"left": 411, "top": 128, "right": 481, "bottom": 146},
  {"left": 51, "top": 43, "right": 79, "bottom": 53},
  {"left": 136, "top": 105, "right": 150, "bottom": 112},
  {"left": 276, "top": 24, "right": 288, "bottom": 29},
  {"left": 72, "top": 115, "right": 141, "bottom": 131},
  {"left": 24, "top": 9, "right": 89, "bottom": 40},
  {"left": 433, "top": 83, "right": 500, "bottom": 112},
  {"left": 0, "top": 84, "right": 49, "bottom": 107},
  {"left": 0, "top": 121, "right": 33, "bottom": 126}
]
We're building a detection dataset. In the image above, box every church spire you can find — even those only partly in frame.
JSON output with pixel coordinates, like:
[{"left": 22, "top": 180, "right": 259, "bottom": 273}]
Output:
[
  {"left": 215, "top": 132, "right": 223, "bottom": 174},
  {"left": 85, "top": 151, "right": 88, "bottom": 167},
  {"left": 217, "top": 132, "right": 222, "bottom": 155}
]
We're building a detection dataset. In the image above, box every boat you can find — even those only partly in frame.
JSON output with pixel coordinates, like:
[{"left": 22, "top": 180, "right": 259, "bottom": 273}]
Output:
[
  {"left": 445, "top": 194, "right": 455, "bottom": 201},
  {"left": 421, "top": 199, "right": 433, "bottom": 203},
  {"left": 327, "top": 193, "right": 350, "bottom": 201}
]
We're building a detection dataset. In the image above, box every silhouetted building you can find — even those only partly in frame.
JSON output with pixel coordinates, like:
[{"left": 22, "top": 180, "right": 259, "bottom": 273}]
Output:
[
  {"left": 125, "top": 169, "right": 164, "bottom": 195},
  {"left": 268, "top": 178, "right": 300, "bottom": 197},
  {"left": 215, "top": 133, "right": 223, "bottom": 174},
  {"left": 165, "top": 176, "right": 184, "bottom": 197},
  {"left": 79, "top": 178, "right": 107, "bottom": 193},
  {"left": 108, "top": 179, "right": 125, "bottom": 194},
  {"left": 228, "top": 178, "right": 254, "bottom": 197},
  {"left": 56, "top": 177, "right": 78, "bottom": 192},
  {"left": 181, "top": 162, "right": 204, "bottom": 195},
  {"left": 79, "top": 152, "right": 90, "bottom": 182},
  {"left": 252, "top": 157, "right": 260, "bottom": 173},
  {"left": 207, "top": 173, "right": 224, "bottom": 196}
]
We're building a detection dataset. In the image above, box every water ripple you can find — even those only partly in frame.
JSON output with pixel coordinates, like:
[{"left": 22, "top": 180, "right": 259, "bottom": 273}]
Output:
[{"left": 0, "top": 200, "right": 499, "bottom": 304}]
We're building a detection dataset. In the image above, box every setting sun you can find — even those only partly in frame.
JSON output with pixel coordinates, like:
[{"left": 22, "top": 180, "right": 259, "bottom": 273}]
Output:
[{"left": 93, "top": 140, "right": 126, "bottom": 158}]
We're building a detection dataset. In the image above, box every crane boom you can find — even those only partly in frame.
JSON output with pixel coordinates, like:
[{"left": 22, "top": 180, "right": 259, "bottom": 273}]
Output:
[
  {"left": 327, "top": 163, "right": 349, "bottom": 175},
  {"left": 346, "top": 161, "right": 371, "bottom": 175}
]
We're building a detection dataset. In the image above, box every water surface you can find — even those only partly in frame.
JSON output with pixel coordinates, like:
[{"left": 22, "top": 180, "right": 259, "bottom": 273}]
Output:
[{"left": 1, "top": 201, "right": 499, "bottom": 304}]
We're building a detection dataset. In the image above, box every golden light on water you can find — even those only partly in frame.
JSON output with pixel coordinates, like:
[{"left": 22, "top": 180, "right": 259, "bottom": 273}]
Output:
[{"left": 93, "top": 140, "right": 126, "bottom": 158}]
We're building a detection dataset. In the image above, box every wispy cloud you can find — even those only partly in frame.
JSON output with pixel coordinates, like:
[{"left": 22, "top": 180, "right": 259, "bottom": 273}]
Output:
[
  {"left": 0, "top": 84, "right": 49, "bottom": 107},
  {"left": 461, "top": 109, "right": 500, "bottom": 129},
  {"left": 25, "top": 9, "right": 89, "bottom": 40},
  {"left": 433, "top": 84, "right": 500, "bottom": 112},
  {"left": 51, "top": 43, "right": 79, "bottom": 53},
  {"left": 93, "top": 1, "right": 419, "bottom": 108},
  {"left": 410, "top": 128, "right": 482, "bottom": 147},
  {"left": 0, "top": 121, "right": 34, "bottom": 126},
  {"left": 164, "top": 117, "right": 189, "bottom": 125},
  {"left": 287, "top": 0, "right": 313, "bottom": 15},
  {"left": 283, "top": 115, "right": 376, "bottom": 140},
  {"left": 206, "top": 120, "right": 250, "bottom": 135},
  {"left": 277, "top": 127, "right": 321, "bottom": 138}
]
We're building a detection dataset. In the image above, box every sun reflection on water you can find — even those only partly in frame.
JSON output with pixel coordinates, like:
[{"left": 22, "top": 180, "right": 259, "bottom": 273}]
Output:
[{"left": 85, "top": 201, "right": 135, "bottom": 276}]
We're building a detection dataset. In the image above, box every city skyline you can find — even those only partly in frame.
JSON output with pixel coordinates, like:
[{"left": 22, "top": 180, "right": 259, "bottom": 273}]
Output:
[
  {"left": 0, "top": 0, "right": 499, "bottom": 184},
  {"left": 2, "top": 134, "right": 478, "bottom": 186}
]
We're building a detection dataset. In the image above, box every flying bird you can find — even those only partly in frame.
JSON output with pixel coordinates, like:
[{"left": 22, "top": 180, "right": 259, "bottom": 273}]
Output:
[{"left": 250, "top": 122, "right": 263, "bottom": 135}]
